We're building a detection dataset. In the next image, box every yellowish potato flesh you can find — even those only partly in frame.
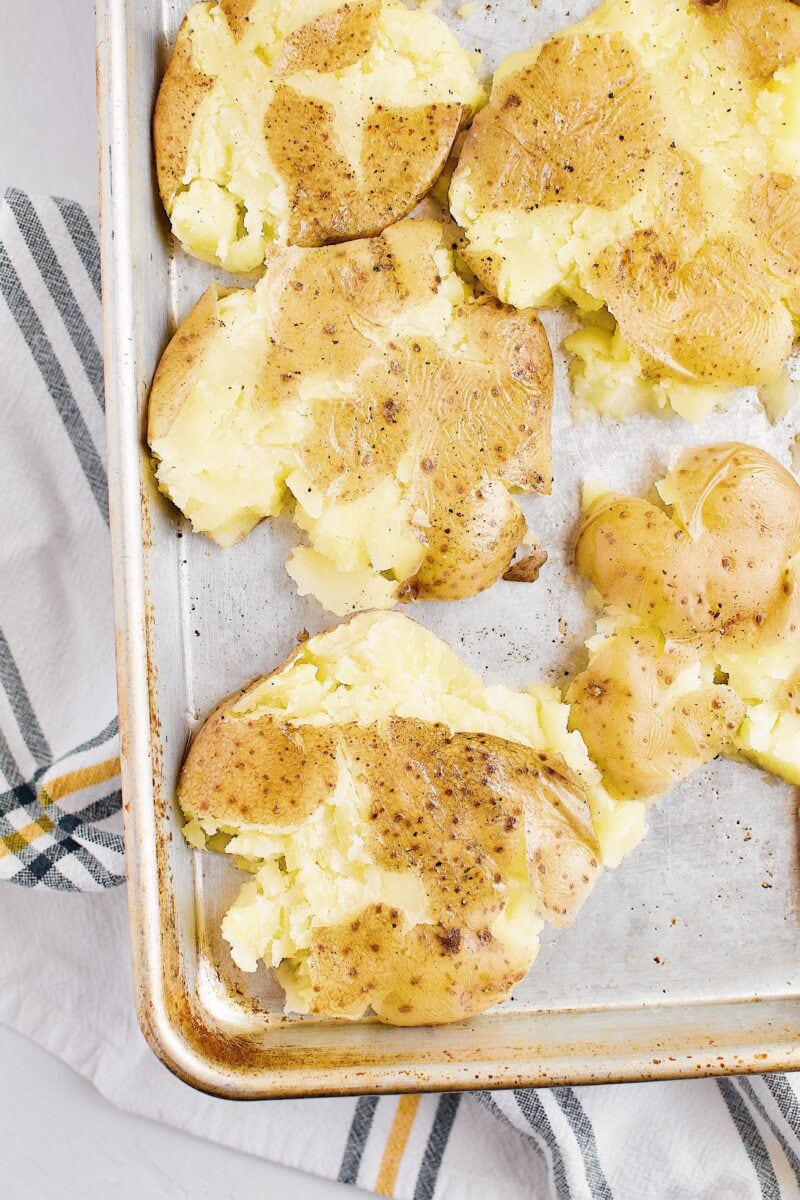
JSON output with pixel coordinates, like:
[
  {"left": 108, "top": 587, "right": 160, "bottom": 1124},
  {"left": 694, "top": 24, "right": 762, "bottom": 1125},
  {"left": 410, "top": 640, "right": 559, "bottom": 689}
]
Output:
[
  {"left": 154, "top": 0, "right": 484, "bottom": 269},
  {"left": 450, "top": 0, "right": 800, "bottom": 421},
  {"left": 718, "top": 641, "right": 800, "bottom": 785},
  {"left": 148, "top": 219, "right": 553, "bottom": 616},
  {"left": 178, "top": 612, "right": 626, "bottom": 1025},
  {"left": 570, "top": 443, "right": 800, "bottom": 802}
]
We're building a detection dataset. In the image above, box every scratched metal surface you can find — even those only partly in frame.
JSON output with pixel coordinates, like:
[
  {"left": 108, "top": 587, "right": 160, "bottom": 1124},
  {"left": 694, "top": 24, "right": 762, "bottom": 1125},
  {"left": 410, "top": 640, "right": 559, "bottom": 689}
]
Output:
[{"left": 98, "top": 0, "right": 800, "bottom": 1097}]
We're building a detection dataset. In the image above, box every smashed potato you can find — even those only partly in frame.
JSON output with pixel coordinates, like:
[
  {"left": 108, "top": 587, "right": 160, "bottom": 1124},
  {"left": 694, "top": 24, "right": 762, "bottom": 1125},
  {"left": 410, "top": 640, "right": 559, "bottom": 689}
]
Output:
[
  {"left": 179, "top": 613, "right": 639, "bottom": 1024},
  {"left": 155, "top": 0, "right": 484, "bottom": 270},
  {"left": 567, "top": 625, "right": 745, "bottom": 803},
  {"left": 576, "top": 443, "right": 800, "bottom": 651},
  {"left": 148, "top": 219, "right": 553, "bottom": 615},
  {"left": 450, "top": 0, "right": 800, "bottom": 421},
  {"left": 568, "top": 443, "right": 800, "bottom": 801}
]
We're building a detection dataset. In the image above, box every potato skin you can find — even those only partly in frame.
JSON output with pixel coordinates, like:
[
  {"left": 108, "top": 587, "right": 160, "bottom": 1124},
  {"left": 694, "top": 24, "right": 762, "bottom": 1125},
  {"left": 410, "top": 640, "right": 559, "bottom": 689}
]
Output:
[
  {"left": 180, "top": 692, "right": 602, "bottom": 1024},
  {"left": 575, "top": 444, "right": 800, "bottom": 651},
  {"left": 153, "top": 14, "right": 215, "bottom": 217},
  {"left": 693, "top": 0, "right": 800, "bottom": 82},
  {"left": 455, "top": 33, "right": 674, "bottom": 224},
  {"left": 592, "top": 232, "right": 795, "bottom": 387},
  {"left": 264, "top": 90, "right": 463, "bottom": 248},
  {"left": 567, "top": 629, "right": 745, "bottom": 802},
  {"left": 274, "top": 1, "right": 381, "bottom": 73},
  {"left": 147, "top": 285, "right": 229, "bottom": 444},
  {"left": 293, "top": 906, "right": 532, "bottom": 1026}
]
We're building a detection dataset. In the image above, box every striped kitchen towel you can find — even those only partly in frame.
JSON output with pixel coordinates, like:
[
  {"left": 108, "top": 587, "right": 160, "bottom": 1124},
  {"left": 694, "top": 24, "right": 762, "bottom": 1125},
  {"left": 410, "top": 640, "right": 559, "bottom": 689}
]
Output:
[
  {"left": 2, "top": 186, "right": 800, "bottom": 1200},
  {"left": 0, "top": 188, "right": 122, "bottom": 890}
]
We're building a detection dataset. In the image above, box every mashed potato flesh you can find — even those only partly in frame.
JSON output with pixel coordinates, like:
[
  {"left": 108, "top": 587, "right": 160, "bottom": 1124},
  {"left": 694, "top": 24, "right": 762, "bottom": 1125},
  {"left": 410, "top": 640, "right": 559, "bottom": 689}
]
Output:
[
  {"left": 451, "top": 0, "right": 800, "bottom": 422},
  {"left": 450, "top": 177, "right": 664, "bottom": 316},
  {"left": 719, "top": 641, "right": 800, "bottom": 784},
  {"left": 171, "top": 0, "right": 483, "bottom": 270},
  {"left": 564, "top": 325, "right": 731, "bottom": 423}
]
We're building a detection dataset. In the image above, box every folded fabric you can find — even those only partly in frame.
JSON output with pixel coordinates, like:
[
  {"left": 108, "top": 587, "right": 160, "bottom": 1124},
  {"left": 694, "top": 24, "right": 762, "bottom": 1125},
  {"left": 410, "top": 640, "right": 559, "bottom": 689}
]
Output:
[
  {"left": 1, "top": 187, "right": 799, "bottom": 1200},
  {"left": 0, "top": 187, "right": 122, "bottom": 890}
]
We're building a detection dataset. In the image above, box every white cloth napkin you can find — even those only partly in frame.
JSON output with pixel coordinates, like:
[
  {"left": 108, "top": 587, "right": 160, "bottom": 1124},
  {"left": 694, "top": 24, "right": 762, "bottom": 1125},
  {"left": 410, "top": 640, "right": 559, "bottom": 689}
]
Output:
[{"left": 2, "top": 188, "right": 800, "bottom": 1200}]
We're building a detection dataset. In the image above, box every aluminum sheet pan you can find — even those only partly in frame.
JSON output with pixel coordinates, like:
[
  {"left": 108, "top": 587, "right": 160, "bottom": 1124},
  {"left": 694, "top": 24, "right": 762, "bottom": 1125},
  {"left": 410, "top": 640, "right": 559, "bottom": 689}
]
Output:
[{"left": 97, "top": 0, "right": 800, "bottom": 1098}]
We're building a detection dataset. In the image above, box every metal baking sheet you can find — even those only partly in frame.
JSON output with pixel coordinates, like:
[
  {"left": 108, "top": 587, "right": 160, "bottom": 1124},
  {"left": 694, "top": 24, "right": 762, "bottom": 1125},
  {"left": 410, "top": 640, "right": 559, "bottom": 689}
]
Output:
[{"left": 97, "top": 0, "right": 800, "bottom": 1098}]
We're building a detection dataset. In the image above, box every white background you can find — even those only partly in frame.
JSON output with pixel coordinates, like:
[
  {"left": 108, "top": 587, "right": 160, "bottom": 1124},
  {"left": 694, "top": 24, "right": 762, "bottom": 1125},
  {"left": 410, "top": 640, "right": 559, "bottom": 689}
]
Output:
[{"left": 0, "top": 4, "right": 359, "bottom": 1197}]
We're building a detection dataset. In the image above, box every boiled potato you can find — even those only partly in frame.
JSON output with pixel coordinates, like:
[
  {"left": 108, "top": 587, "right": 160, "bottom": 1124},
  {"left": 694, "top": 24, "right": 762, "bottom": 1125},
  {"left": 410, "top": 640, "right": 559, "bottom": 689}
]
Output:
[
  {"left": 567, "top": 626, "right": 744, "bottom": 803},
  {"left": 576, "top": 443, "right": 800, "bottom": 651},
  {"left": 154, "top": 0, "right": 484, "bottom": 270},
  {"left": 450, "top": 0, "right": 800, "bottom": 421},
  {"left": 148, "top": 219, "right": 553, "bottom": 615},
  {"left": 179, "top": 613, "right": 641, "bottom": 1024},
  {"left": 570, "top": 443, "right": 800, "bottom": 802}
]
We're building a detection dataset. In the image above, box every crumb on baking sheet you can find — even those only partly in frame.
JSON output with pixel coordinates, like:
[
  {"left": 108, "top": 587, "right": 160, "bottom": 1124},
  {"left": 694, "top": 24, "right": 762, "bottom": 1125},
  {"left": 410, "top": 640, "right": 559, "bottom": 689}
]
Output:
[
  {"left": 503, "top": 547, "right": 548, "bottom": 583},
  {"left": 791, "top": 435, "right": 800, "bottom": 476}
]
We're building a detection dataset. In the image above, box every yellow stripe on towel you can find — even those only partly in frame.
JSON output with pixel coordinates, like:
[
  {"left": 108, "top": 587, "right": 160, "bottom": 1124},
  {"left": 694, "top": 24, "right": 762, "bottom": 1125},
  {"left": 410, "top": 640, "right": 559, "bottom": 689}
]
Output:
[
  {"left": 0, "top": 817, "right": 55, "bottom": 858},
  {"left": 41, "top": 756, "right": 120, "bottom": 805},
  {"left": 375, "top": 1094, "right": 421, "bottom": 1196}
]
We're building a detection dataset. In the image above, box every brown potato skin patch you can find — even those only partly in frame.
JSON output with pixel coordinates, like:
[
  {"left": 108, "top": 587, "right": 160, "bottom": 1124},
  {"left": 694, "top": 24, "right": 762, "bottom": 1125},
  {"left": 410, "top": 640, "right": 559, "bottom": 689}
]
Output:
[
  {"left": 693, "top": 0, "right": 800, "bottom": 81},
  {"left": 504, "top": 548, "right": 548, "bottom": 583},
  {"left": 148, "top": 220, "right": 553, "bottom": 604},
  {"left": 274, "top": 1, "right": 381, "bottom": 75},
  {"left": 303, "top": 906, "right": 531, "bottom": 1025},
  {"left": 593, "top": 232, "right": 795, "bottom": 385},
  {"left": 178, "top": 688, "right": 341, "bottom": 828},
  {"left": 153, "top": 15, "right": 215, "bottom": 213},
  {"left": 455, "top": 34, "right": 673, "bottom": 221},
  {"left": 179, "top": 700, "right": 602, "bottom": 1024},
  {"left": 264, "top": 88, "right": 464, "bottom": 246},
  {"left": 567, "top": 630, "right": 745, "bottom": 802},
  {"left": 147, "top": 285, "right": 231, "bottom": 444},
  {"left": 219, "top": 0, "right": 259, "bottom": 41},
  {"left": 575, "top": 443, "right": 800, "bottom": 651}
]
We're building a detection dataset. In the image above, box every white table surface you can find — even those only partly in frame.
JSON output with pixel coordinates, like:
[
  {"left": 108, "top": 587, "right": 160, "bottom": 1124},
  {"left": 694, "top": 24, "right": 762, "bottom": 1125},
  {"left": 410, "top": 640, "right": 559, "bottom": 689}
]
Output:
[{"left": 0, "top": 5, "right": 362, "bottom": 1197}]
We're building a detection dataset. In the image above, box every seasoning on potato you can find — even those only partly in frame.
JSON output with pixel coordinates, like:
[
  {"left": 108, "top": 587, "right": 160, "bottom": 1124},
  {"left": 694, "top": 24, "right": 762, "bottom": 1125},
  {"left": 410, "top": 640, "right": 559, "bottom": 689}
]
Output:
[
  {"left": 147, "top": 218, "right": 554, "bottom": 616},
  {"left": 179, "top": 612, "right": 644, "bottom": 1024},
  {"left": 567, "top": 443, "right": 800, "bottom": 801},
  {"left": 450, "top": 0, "right": 800, "bottom": 423},
  {"left": 154, "top": 0, "right": 484, "bottom": 270}
]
